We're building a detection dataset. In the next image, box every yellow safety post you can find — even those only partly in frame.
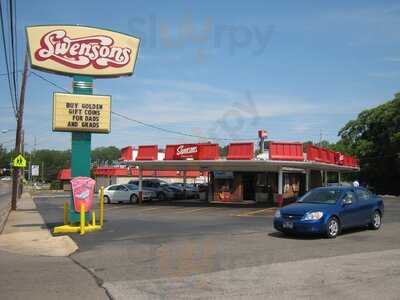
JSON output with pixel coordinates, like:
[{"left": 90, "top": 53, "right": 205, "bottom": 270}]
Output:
[
  {"left": 92, "top": 211, "right": 96, "bottom": 226},
  {"left": 53, "top": 188, "right": 103, "bottom": 235},
  {"left": 80, "top": 202, "right": 85, "bottom": 235},
  {"left": 100, "top": 186, "right": 104, "bottom": 227},
  {"left": 63, "top": 201, "right": 69, "bottom": 225}
]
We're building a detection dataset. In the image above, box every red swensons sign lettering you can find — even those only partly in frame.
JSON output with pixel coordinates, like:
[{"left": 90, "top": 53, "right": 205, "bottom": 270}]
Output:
[
  {"left": 26, "top": 25, "right": 140, "bottom": 77},
  {"left": 176, "top": 145, "right": 198, "bottom": 158},
  {"left": 35, "top": 30, "right": 131, "bottom": 69}
]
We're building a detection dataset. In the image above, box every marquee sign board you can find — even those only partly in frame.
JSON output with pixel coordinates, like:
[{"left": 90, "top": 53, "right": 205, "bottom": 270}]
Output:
[
  {"left": 26, "top": 25, "right": 140, "bottom": 77},
  {"left": 53, "top": 93, "right": 111, "bottom": 133}
]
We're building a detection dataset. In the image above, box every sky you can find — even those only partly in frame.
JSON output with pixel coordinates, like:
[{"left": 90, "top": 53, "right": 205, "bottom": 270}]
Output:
[{"left": 1, "top": 0, "right": 400, "bottom": 151}]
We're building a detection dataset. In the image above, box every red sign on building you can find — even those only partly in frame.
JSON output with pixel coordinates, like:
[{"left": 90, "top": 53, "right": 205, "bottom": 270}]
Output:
[{"left": 164, "top": 143, "right": 219, "bottom": 160}]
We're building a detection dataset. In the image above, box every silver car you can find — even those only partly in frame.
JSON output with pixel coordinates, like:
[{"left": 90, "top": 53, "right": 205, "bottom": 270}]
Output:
[{"left": 103, "top": 184, "right": 156, "bottom": 204}]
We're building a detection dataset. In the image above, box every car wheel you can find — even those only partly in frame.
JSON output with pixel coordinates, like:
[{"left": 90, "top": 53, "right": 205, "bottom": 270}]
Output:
[
  {"left": 326, "top": 217, "right": 340, "bottom": 239},
  {"left": 130, "top": 194, "right": 138, "bottom": 204},
  {"left": 104, "top": 195, "right": 111, "bottom": 204},
  {"left": 369, "top": 210, "right": 381, "bottom": 230},
  {"left": 158, "top": 192, "right": 166, "bottom": 201}
]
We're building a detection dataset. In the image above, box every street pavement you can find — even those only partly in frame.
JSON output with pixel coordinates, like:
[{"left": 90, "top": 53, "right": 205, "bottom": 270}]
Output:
[
  {"left": 0, "top": 181, "right": 11, "bottom": 232},
  {"left": 0, "top": 181, "right": 11, "bottom": 201},
  {"left": 0, "top": 191, "right": 108, "bottom": 300},
  {"left": 31, "top": 194, "right": 400, "bottom": 299}
]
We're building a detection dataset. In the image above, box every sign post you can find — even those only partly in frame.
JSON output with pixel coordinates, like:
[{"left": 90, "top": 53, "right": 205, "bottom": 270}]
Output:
[
  {"left": 70, "top": 75, "right": 93, "bottom": 223},
  {"left": 25, "top": 24, "right": 140, "bottom": 232}
]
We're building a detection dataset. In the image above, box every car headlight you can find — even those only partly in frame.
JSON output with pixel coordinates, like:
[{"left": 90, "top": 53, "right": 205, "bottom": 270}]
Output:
[
  {"left": 302, "top": 211, "right": 324, "bottom": 221},
  {"left": 274, "top": 209, "right": 281, "bottom": 218}
]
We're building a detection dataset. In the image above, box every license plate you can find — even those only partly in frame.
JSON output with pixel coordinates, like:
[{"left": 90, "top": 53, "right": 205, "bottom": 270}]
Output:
[{"left": 283, "top": 221, "right": 293, "bottom": 229}]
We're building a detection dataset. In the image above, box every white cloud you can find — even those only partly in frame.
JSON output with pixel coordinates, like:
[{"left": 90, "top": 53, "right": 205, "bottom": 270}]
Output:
[
  {"left": 383, "top": 57, "right": 400, "bottom": 63},
  {"left": 367, "top": 71, "right": 400, "bottom": 79}
]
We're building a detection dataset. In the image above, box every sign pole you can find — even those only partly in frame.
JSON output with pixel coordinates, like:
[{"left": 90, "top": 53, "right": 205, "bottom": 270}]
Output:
[{"left": 69, "top": 75, "right": 93, "bottom": 223}]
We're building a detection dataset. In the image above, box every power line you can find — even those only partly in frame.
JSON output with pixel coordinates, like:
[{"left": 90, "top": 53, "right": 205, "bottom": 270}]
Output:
[
  {"left": 30, "top": 70, "right": 70, "bottom": 93},
  {"left": 0, "top": 70, "right": 20, "bottom": 76},
  {"left": 12, "top": 0, "right": 17, "bottom": 96},
  {"left": 111, "top": 111, "right": 257, "bottom": 142},
  {"left": 0, "top": 0, "right": 17, "bottom": 117},
  {"left": 30, "top": 71, "right": 257, "bottom": 141},
  {"left": 8, "top": 0, "right": 18, "bottom": 107}
]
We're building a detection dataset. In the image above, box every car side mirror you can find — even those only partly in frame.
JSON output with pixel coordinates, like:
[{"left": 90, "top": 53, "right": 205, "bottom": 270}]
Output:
[{"left": 342, "top": 198, "right": 352, "bottom": 206}]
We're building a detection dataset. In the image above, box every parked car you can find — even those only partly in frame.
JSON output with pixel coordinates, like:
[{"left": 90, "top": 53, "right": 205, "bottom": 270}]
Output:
[
  {"left": 197, "top": 183, "right": 208, "bottom": 193},
  {"left": 273, "top": 186, "right": 384, "bottom": 238},
  {"left": 166, "top": 185, "right": 186, "bottom": 199},
  {"left": 128, "top": 179, "right": 175, "bottom": 201},
  {"left": 170, "top": 183, "right": 199, "bottom": 198},
  {"left": 103, "top": 184, "right": 156, "bottom": 204},
  {"left": 0, "top": 176, "right": 11, "bottom": 181}
]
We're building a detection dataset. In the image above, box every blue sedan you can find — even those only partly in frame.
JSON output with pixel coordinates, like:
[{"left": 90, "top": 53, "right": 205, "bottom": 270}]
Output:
[{"left": 273, "top": 186, "right": 384, "bottom": 238}]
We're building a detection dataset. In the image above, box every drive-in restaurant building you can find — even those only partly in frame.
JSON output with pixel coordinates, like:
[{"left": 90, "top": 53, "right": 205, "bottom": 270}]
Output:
[{"left": 93, "top": 139, "right": 359, "bottom": 206}]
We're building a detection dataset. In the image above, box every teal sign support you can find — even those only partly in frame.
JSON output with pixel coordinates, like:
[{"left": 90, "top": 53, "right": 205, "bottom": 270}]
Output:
[{"left": 69, "top": 75, "right": 93, "bottom": 223}]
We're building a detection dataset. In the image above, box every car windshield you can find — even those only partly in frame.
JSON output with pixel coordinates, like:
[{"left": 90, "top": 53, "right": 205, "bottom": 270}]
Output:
[
  {"left": 126, "top": 184, "right": 138, "bottom": 190},
  {"left": 297, "top": 188, "right": 341, "bottom": 204}
]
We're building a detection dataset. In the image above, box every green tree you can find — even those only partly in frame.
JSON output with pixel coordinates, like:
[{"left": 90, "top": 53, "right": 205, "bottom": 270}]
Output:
[
  {"left": 219, "top": 145, "right": 229, "bottom": 157},
  {"left": 30, "top": 149, "right": 70, "bottom": 181},
  {"left": 91, "top": 146, "right": 120, "bottom": 165},
  {"left": 338, "top": 93, "right": 400, "bottom": 195},
  {"left": 0, "top": 145, "right": 13, "bottom": 174}
]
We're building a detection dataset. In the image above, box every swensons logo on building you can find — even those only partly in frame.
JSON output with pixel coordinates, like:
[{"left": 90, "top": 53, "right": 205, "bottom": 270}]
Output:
[{"left": 176, "top": 145, "right": 198, "bottom": 156}]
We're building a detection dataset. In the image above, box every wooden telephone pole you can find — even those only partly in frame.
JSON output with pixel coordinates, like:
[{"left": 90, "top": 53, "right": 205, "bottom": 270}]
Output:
[{"left": 11, "top": 53, "right": 29, "bottom": 210}]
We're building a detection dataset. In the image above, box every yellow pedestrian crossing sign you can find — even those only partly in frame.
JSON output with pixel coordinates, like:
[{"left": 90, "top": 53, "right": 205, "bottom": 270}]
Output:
[{"left": 13, "top": 154, "right": 26, "bottom": 168}]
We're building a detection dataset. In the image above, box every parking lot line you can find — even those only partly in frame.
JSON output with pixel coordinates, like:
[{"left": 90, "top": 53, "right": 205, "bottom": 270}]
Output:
[
  {"left": 235, "top": 208, "right": 276, "bottom": 217},
  {"left": 171, "top": 207, "right": 212, "bottom": 214},
  {"left": 137, "top": 206, "right": 172, "bottom": 213},
  {"left": 105, "top": 205, "right": 129, "bottom": 211}
]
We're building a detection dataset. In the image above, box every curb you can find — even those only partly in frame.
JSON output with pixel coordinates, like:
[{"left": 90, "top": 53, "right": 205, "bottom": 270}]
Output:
[
  {"left": 0, "top": 192, "right": 78, "bottom": 257},
  {"left": 0, "top": 202, "right": 11, "bottom": 234}
]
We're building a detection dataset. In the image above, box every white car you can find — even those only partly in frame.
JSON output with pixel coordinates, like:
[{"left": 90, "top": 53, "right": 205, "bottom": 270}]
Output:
[{"left": 103, "top": 184, "right": 156, "bottom": 204}]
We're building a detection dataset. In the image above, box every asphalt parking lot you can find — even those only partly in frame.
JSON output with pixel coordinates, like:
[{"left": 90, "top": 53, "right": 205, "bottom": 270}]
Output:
[{"left": 34, "top": 193, "right": 400, "bottom": 299}]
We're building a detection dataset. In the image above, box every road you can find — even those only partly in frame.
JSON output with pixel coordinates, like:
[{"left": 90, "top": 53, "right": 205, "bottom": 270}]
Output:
[
  {"left": 0, "top": 181, "right": 11, "bottom": 232},
  {"left": 33, "top": 195, "right": 400, "bottom": 299},
  {"left": 0, "top": 181, "right": 11, "bottom": 205}
]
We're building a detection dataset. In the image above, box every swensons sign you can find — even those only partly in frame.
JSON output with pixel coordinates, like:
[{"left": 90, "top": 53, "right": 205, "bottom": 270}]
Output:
[
  {"left": 26, "top": 25, "right": 140, "bottom": 77},
  {"left": 53, "top": 93, "right": 111, "bottom": 133}
]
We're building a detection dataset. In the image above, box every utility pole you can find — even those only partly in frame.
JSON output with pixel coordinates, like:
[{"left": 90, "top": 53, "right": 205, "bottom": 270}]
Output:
[
  {"left": 318, "top": 130, "right": 323, "bottom": 146},
  {"left": 41, "top": 161, "right": 44, "bottom": 183},
  {"left": 11, "top": 53, "right": 29, "bottom": 210}
]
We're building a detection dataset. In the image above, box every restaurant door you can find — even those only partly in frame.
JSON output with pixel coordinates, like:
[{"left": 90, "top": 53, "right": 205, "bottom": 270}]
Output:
[{"left": 242, "top": 172, "right": 256, "bottom": 201}]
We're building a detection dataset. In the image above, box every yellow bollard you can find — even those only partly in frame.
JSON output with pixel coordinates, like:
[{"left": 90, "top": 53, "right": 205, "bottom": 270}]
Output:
[
  {"left": 80, "top": 202, "right": 85, "bottom": 235},
  {"left": 92, "top": 211, "right": 96, "bottom": 226},
  {"left": 64, "top": 201, "right": 69, "bottom": 225},
  {"left": 100, "top": 186, "right": 104, "bottom": 227}
]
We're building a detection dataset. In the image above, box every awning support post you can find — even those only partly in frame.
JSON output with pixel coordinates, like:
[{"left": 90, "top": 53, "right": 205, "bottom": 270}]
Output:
[
  {"left": 183, "top": 170, "right": 187, "bottom": 199},
  {"left": 278, "top": 169, "right": 283, "bottom": 207},
  {"left": 324, "top": 170, "right": 328, "bottom": 187},
  {"left": 138, "top": 167, "right": 143, "bottom": 204},
  {"left": 305, "top": 169, "right": 310, "bottom": 192},
  {"left": 338, "top": 171, "right": 341, "bottom": 186},
  {"left": 208, "top": 172, "right": 213, "bottom": 202}
]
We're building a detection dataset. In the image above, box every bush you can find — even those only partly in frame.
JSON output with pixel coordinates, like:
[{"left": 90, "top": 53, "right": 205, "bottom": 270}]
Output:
[{"left": 50, "top": 180, "right": 63, "bottom": 190}]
